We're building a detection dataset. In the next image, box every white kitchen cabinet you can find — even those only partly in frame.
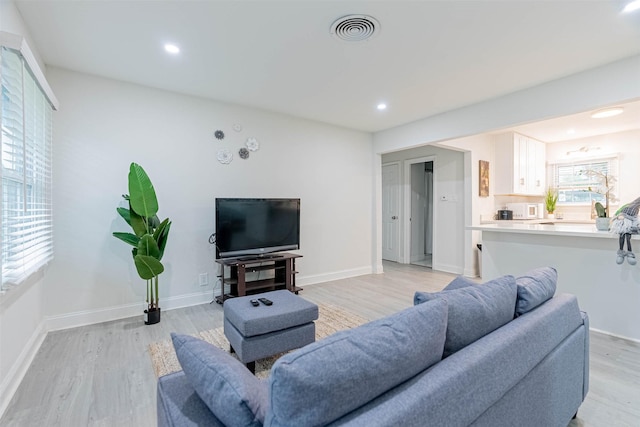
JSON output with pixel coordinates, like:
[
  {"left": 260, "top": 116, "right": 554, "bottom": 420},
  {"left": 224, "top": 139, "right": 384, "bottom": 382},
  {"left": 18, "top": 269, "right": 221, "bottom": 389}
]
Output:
[{"left": 494, "top": 132, "right": 546, "bottom": 195}]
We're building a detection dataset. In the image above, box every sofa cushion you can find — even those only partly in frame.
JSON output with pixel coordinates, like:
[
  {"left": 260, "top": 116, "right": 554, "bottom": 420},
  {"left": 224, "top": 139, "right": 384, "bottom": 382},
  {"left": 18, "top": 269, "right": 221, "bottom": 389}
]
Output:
[
  {"left": 515, "top": 267, "right": 557, "bottom": 316},
  {"left": 265, "top": 298, "right": 448, "bottom": 427},
  {"left": 443, "top": 275, "right": 476, "bottom": 291},
  {"left": 171, "top": 333, "right": 268, "bottom": 427},
  {"left": 414, "top": 275, "right": 517, "bottom": 357}
]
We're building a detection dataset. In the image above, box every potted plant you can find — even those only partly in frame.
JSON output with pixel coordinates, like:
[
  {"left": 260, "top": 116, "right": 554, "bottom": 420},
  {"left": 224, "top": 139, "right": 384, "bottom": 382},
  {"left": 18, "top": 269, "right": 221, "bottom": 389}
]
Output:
[
  {"left": 582, "top": 169, "right": 617, "bottom": 217},
  {"left": 545, "top": 187, "right": 558, "bottom": 219},
  {"left": 113, "top": 163, "right": 171, "bottom": 324},
  {"left": 594, "top": 202, "right": 610, "bottom": 231}
]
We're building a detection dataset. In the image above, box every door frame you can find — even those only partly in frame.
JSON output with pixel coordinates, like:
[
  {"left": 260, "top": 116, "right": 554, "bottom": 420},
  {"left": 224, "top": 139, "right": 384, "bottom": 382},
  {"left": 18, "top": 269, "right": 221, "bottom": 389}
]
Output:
[{"left": 403, "top": 156, "right": 437, "bottom": 265}]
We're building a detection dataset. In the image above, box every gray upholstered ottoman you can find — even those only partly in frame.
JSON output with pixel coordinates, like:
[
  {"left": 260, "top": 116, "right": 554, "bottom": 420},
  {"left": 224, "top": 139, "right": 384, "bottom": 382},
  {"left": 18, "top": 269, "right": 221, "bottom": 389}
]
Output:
[{"left": 223, "top": 289, "right": 319, "bottom": 373}]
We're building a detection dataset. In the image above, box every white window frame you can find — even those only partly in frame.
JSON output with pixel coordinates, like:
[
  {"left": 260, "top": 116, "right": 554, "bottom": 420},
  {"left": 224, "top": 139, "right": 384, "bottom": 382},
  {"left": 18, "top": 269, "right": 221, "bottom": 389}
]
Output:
[
  {"left": 547, "top": 155, "right": 619, "bottom": 206},
  {"left": 1, "top": 32, "right": 58, "bottom": 292}
]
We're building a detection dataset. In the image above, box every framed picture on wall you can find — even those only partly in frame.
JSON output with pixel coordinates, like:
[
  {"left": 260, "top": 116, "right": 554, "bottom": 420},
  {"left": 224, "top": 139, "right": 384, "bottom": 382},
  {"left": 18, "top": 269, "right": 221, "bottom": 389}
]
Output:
[{"left": 479, "top": 160, "right": 489, "bottom": 197}]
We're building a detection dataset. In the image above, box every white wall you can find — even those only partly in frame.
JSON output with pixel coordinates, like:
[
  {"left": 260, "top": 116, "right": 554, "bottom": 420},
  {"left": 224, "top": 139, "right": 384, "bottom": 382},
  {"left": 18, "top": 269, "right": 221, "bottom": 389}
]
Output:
[
  {"left": 43, "top": 67, "right": 374, "bottom": 328},
  {"left": 0, "top": 0, "right": 45, "bottom": 71},
  {"left": 373, "top": 55, "right": 640, "bottom": 154},
  {"left": 382, "top": 145, "right": 465, "bottom": 274},
  {"left": 439, "top": 135, "right": 496, "bottom": 225},
  {"left": 439, "top": 134, "right": 495, "bottom": 276}
]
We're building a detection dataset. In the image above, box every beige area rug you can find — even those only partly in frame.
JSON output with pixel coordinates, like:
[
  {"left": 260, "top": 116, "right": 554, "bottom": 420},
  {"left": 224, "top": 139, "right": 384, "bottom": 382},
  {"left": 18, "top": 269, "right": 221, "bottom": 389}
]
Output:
[{"left": 149, "top": 304, "right": 368, "bottom": 379}]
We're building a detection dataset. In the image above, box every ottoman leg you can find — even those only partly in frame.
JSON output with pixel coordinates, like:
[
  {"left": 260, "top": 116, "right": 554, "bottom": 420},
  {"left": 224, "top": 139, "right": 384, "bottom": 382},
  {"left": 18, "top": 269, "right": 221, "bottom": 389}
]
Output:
[
  {"left": 246, "top": 361, "right": 255, "bottom": 374},
  {"left": 230, "top": 344, "right": 235, "bottom": 354}
]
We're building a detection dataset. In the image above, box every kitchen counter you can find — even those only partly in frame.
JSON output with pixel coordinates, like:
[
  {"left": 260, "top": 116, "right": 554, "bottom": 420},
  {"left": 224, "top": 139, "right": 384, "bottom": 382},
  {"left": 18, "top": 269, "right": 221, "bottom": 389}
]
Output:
[
  {"left": 471, "top": 222, "right": 639, "bottom": 239},
  {"left": 471, "top": 223, "right": 640, "bottom": 342},
  {"left": 479, "top": 218, "right": 596, "bottom": 225}
]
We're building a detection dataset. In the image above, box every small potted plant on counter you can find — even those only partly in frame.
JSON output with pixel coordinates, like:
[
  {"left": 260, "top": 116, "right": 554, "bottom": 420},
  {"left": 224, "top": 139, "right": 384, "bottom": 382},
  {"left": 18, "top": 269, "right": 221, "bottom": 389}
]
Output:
[
  {"left": 545, "top": 187, "right": 558, "bottom": 219},
  {"left": 594, "top": 202, "right": 610, "bottom": 231},
  {"left": 582, "top": 169, "right": 617, "bottom": 217}
]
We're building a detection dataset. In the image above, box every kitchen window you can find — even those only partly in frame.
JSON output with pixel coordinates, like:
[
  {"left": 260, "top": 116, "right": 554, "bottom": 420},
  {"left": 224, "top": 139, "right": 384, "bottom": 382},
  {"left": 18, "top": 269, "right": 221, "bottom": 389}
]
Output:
[
  {"left": 548, "top": 156, "right": 618, "bottom": 205},
  {"left": 1, "top": 37, "right": 58, "bottom": 291}
]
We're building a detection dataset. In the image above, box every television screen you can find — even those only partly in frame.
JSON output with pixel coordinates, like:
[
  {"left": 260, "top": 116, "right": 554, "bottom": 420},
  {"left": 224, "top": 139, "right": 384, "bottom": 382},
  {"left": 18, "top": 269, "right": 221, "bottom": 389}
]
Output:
[{"left": 215, "top": 198, "right": 300, "bottom": 258}]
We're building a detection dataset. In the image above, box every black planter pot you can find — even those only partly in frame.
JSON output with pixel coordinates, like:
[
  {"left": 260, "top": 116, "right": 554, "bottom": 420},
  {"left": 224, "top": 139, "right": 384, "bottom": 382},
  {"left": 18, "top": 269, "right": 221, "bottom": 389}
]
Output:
[{"left": 144, "top": 307, "right": 161, "bottom": 325}]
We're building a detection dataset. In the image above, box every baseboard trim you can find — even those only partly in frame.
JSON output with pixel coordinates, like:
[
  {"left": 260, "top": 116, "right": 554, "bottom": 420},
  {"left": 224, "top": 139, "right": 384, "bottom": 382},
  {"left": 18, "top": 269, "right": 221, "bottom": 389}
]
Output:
[
  {"left": 590, "top": 327, "right": 640, "bottom": 344},
  {"left": 432, "top": 262, "right": 464, "bottom": 275},
  {"left": 44, "top": 265, "right": 378, "bottom": 332},
  {"left": 46, "top": 291, "right": 212, "bottom": 332},
  {"left": 463, "top": 266, "right": 479, "bottom": 278},
  {"left": 297, "top": 266, "right": 373, "bottom": 286},
  {"left": 373, "top": 263, "right": 384, "bottom": 274},
  {"left": 0, "top": 320, "right": 47, "bottom": 420}
]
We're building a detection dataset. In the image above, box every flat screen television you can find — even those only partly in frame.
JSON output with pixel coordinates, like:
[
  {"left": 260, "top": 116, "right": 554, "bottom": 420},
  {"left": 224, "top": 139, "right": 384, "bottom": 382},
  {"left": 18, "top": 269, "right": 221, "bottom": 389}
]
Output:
[{"left": 215, "top": 198, "right": 300, "bottom": 259}]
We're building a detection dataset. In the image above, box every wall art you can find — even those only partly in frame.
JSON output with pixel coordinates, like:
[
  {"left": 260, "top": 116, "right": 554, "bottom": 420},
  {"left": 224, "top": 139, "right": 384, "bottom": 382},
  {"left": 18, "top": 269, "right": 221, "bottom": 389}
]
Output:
[
  {"left": 479, "top": 160, "right": 489, "bottom": 197},
  {"left": 246, "top": 137, "right": 259, "bottom": 152},
  {"left": 217, "top": 149, "right": 233, "bottom": 164}
]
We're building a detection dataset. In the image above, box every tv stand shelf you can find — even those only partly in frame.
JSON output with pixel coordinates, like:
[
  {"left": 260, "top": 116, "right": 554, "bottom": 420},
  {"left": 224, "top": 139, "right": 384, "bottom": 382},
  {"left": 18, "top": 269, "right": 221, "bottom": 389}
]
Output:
[{"left": 214, "top": 253, "right": 302, "bottom": 304}]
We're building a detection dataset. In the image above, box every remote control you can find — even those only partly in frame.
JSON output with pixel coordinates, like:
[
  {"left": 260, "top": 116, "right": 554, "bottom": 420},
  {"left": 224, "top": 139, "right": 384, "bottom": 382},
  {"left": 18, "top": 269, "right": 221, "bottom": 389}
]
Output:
[
  {"left": 250, "top": 299, "right": 259, "bottom": 307},
  {"left": 258, "top": 298, "right": 273, "bottom": 306}
]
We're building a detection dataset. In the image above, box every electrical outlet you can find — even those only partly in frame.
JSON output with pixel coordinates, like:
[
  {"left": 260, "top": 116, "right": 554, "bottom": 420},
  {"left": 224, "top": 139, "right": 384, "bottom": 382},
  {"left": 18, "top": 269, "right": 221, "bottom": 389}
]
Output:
[{"left": 199, "top": 273, "right": 208, "bottom": 286}]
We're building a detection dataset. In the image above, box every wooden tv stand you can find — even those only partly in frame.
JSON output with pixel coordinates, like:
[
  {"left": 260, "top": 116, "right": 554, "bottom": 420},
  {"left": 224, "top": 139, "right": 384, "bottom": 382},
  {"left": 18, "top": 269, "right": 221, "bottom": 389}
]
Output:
[{"left": 214, "top": 253, "right": 302, "bottom": 304}]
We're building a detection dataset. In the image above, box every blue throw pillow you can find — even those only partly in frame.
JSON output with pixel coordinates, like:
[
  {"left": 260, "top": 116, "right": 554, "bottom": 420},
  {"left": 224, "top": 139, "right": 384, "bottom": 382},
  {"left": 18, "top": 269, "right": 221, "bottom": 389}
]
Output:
[
  {"left": 171, "top": 333, "right": 268, "bottom": 427},
  {"left": 443, "top": 275, "right": 476, "bottom": 291},
  {"left": 515, "top": 267, "right": 557, "bottom": 316},
  {"left": 266, "top": 299, "right": 448, "bottom": 426},
  {"left": 414, "top": 275, "right": 517, "bottom": 357}
]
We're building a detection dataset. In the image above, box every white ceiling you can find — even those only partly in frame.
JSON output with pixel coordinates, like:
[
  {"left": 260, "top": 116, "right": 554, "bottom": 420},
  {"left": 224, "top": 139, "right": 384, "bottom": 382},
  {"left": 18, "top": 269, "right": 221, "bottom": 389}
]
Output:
[{"left": 13, "top": 0, "right": 640, "bottom": 138}]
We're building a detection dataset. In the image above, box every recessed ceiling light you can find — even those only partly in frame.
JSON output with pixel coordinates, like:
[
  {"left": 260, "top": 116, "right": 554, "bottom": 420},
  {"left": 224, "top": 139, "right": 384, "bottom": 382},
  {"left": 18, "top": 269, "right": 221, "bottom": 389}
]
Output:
[
  {"left": 590, "top": 107, "right": 624, "bottom": 119},
  {"left": 567, "top": 129, "right": 576, "bottom": 135},
  {"left": 623, "top": 0, "right": 640, "bottom": 13},
  {"left": 164, "top": 43, "right": 180, "bottom": 54},
  {"left": 377, "top": 103, "right": 387, "bottom": 110}
]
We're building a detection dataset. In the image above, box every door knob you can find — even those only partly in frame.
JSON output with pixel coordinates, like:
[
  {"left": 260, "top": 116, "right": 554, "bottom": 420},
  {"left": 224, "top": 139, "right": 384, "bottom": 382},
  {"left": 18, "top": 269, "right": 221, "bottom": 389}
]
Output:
[{"left": 391, "top": 216, "right": 397, "bottom": 220}]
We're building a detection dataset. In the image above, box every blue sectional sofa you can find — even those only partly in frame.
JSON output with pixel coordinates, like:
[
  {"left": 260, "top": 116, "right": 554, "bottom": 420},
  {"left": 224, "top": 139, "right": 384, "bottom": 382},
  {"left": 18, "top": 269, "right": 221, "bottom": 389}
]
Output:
[{"left": 157, "top": 267, "right": 589, "bottom": 427}]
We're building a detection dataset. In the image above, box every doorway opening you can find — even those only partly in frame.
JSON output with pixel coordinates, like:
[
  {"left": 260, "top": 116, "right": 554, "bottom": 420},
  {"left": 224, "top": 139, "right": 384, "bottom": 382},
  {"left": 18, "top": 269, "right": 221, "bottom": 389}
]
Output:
[{"left": 409, "top": 160, "right": 434, "bottom": 268}]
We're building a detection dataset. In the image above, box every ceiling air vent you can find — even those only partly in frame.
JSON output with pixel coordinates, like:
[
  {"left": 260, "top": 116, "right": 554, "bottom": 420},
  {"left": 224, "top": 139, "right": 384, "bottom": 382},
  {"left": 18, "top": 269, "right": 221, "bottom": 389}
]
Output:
[{"left": 330, "top": 15, "right": 380, "bottom": 42}]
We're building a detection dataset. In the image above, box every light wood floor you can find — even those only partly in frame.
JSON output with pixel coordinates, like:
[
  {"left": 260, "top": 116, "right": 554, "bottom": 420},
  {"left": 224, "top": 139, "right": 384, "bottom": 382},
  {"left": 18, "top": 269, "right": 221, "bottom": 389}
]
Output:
[{"left": 1, "top": 262, "right": 639, "bottom": 426}]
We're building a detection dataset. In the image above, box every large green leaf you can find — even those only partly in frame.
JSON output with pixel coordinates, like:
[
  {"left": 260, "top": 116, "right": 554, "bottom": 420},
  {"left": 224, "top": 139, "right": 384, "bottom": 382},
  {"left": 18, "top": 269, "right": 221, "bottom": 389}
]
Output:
[
  {"left": 128, "top": 163, "right": 158, "bottom": 219},
  {"left": 112, "top": 232, "right": 139, "bottom": 246},
  {"left": 154, "top": 218, "right": 171, "bottom": 260},
  {"left": 149, "top": 215, "right": 161, "bottom": 230},
  {"left": 116, "top": 207, "right": 132, "bottom": 227},
  {"left": 134, "top": 255, "right": 164, "bottom": 280},
  {"left": 129, "top": 204, "right": 148, "bottom": 237},
  {"left": 138, "top": 234, "right": 160, "bottom": 259}
]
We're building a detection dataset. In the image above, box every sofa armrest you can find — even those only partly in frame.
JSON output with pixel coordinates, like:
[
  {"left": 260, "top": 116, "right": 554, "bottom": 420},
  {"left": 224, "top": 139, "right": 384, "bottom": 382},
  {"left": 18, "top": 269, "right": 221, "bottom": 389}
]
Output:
[{"left": 157, "top": 371, "right": 225, "bottom": 427}]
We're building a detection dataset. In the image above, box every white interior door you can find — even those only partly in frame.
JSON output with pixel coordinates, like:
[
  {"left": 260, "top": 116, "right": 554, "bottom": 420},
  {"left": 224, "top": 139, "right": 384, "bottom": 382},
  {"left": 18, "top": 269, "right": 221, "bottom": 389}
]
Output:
[{"left": 382, "top": 163, "right": 400, "bottom": 262}]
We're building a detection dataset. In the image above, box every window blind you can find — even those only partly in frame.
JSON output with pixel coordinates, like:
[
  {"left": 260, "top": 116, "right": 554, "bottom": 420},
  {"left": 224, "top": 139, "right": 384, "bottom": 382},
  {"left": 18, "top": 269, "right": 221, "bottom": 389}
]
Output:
[
  {"left": 550, "top": 157, "right": 618, "bottom": 205},
  {"left": 1, "top": 46, "right": 54, "bottom": 289}
]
